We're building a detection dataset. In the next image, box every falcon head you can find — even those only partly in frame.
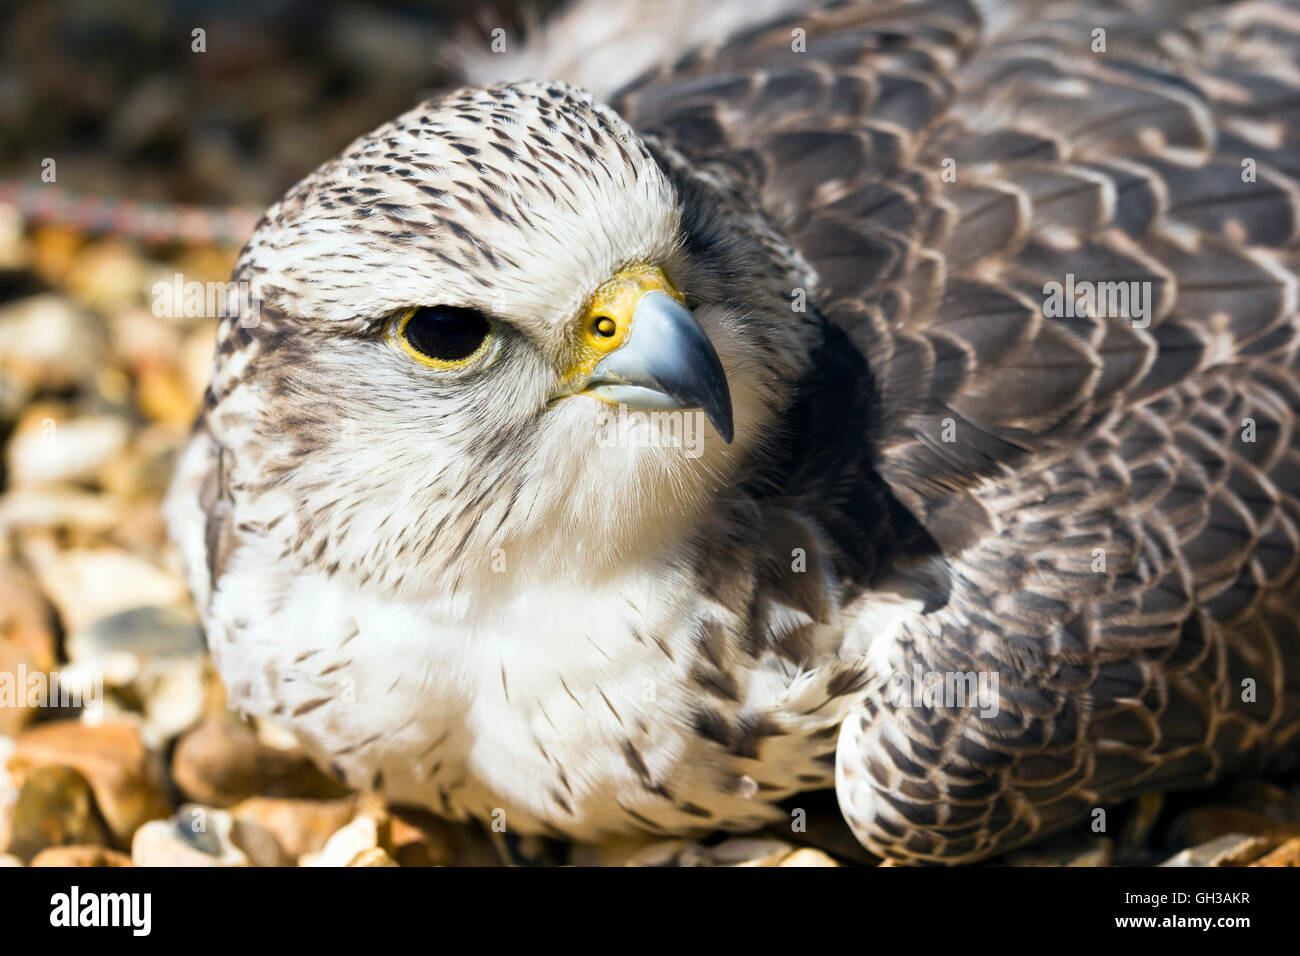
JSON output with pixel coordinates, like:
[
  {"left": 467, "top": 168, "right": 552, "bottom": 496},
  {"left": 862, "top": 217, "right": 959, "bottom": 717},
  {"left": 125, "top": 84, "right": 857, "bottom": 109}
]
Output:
[{"left": 212, "top": 82, "right": 817, "bottom": 597}]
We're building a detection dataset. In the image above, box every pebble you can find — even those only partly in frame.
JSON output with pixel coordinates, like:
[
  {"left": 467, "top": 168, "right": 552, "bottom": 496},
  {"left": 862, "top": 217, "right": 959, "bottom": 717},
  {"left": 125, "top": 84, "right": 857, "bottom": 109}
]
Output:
[
  {"left": 386, "top": 805, "right": 458, "bottom": 867},
  {"left": 1160, "top": 834, "right": 1278, "bottom": 867},
  {"left": 64, "top": 240, "right": 147, "bottom": 312},
  {"left": 1169, "top": 807, "right": 1300, "bottom": 846},
  {"left": 0, "top": 735, "right": 14, "bottom": 845},
  {"left": 0, "top": 205, "right": 23, "bottom": 271},
  {"left": 68, "top": 604, "right": 205, "bottom": 666},
  {"left": 1250, "top": 837, "right": 1300, "bottom": 867},
  {"left": 305, "top": 815, "right": 398, "bottom": 867},
  {"left": 570, "top": 834, "right": 676, "bottom": 867},
  {"left": 0, "top": 488, "right": 125, "bottom": 535},
  {"left": 6, "top": 407, "right": 131, "bottom": 488},
  {"left": 66, "top": 604, "right": 208, "bottom": 745},
  {"left": 701, "top": 837, "right": 796, "bottom": 867},
  {"left": 4, "top": 765, "right": 111, "bottom": 861},
  {"left": 780, "top": 848, "right": 840, "bottom": 867},
  {"left": 30, "top": 845, "right": 133, "bottom": 867},
  {"left": 172, "top": 715, "right": 349, "bottom": 808},
  {"left": 99, "top": 423, "right": 187, "bottom": 500},
  {"left": 347, "top": 846, "right": 400, "bottom": 866},
  {"left": 137, "top": 360, "right": 200, "bottom": 427},
  {"left": 19, "top": 534, "right": 186, "bottom": 636},
  {"left": 9, "top": 720, "right": 170, "bottom": 845},
  {"left": 0, "top": 295, "right": 104, "bottom": 395},
  {"left": 0, "top": 559, "right": 58, "bottom": 735},
  {"left": 229, "top": 796, "right": 358, "bottom": 867},
  {"left": 132, "top": 805, "right": 249, "bottom": 866},
  {"left": 620, "top": 839, "right": 688, "bottom": 867}
]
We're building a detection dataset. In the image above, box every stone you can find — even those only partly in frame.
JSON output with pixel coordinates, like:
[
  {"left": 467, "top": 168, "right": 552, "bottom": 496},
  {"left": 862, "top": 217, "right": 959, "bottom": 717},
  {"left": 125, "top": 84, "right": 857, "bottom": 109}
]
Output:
[
  {"left": 348, "top": 846, "right": 400, "bottom": 867},
  {"left": 305, "top": 815, "right": 398, "bottom": 867},
  {"left": 0, "top": 295, "right": 103, "bottom": 395},
  {"left": 1249, "top": 837, "right": 1300, "bottom": 867},
  {"left": 172, "top": 715, "right": 349, "bottom": 808},
  {"left": 0, "top": 735, "right": 14, "bottom": 849},
  {"left": 229, "top": 796, "right": 357, "bottom": 867},
  {"left": 30, "top": 845, "right": 133, "bottom": 867},
  {"left": 0, "top": 854, "right": 21, "bottom": 866},
  {"left": 228, "top": 817, "right": 289, "bottom": 866},
  {"left": 0, "top": 205, "right": 22, "bottom": 271},
  {"left": 72, "top": 603, "right": 204, "bottom": 668},
  {"left": 614, "top": 838, "right": 687, "bottom": 867},
  {"left": 19, "top": 535, "right": 186, "bottom": 636},
  {"left": 9, "top": 720, "right": 170, "bottom": 846},
  {"left": 1160, "top": 834, "right": 1278, "bottom": 867},
  {"left": 98, "top": 423, "right": 187, "bottom": 501},
  {"left": 1169, "top": 808, "right": 1300, "bottom": 846},
  {"left": 0, "top": 559, "right": 57, "bottom": 735},
  {"left": 6, "top": 406, "right": 130, "bottom": 488},
  {"left": 132, "top": 805, "right": 248, "bottom": 866},
  {"left": 66, "top": 605, "right": 208, "bottom": 746},
  {"left": 0, "top": 488, "right": 124, "bottom": 536},
  {"left": 64, "top": 239, "right": 146, "bottom": 312},
  {"left": 780, "top": 848, "right": 840, "bottom": 867},
  {"left": 4, "top": 765, "right": 111, "bottom": 862},
  {"left": 387, "top": 805, "right": 458, "bottom": 867},
  {"left": 702, "top": 837, "right": 794, "bottom": 867},
  {"left": 28, "top": 227, "right": 84, "bottom": 289},
  {"left": 137, "top": 363, "right": 198, "bottom": 426},
  {"left": 569, "top": 834, "right": 674, "bottom": 867}
]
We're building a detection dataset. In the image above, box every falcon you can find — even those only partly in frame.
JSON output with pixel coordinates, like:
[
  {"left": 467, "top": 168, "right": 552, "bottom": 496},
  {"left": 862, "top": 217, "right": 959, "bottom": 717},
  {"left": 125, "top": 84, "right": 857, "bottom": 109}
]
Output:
[{"left": 167, "top": 0, "right": 1300, "bottom": 863}]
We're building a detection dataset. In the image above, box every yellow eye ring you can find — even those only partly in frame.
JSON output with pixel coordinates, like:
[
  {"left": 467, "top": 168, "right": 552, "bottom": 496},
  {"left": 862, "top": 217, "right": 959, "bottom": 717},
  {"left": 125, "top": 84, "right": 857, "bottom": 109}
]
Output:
[{"left": 389, "top": 305, "right": 493, "bottom": 370}]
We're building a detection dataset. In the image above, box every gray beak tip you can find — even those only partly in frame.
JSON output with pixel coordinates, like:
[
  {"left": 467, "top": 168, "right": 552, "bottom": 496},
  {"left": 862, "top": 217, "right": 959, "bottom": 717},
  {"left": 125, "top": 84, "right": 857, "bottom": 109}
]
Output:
[
  {"left": 712, "top": 405, "right": 735, "bottom": 445},
  {"left": 589, "top": 291, "right": 735, "bottom": 446}
]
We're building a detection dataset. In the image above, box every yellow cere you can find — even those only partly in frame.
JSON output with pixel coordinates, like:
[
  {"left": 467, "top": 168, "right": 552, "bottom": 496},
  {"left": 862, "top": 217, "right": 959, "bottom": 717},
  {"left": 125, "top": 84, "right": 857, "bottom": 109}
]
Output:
[{"left": 565, "top": 263, "right": 685, "bottom": 383}]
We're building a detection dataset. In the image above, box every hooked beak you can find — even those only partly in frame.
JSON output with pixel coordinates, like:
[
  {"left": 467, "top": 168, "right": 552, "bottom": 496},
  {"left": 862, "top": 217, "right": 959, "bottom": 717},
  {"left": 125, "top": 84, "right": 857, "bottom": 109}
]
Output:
[{"left": 558, "top": 266, "right": 734, "bottom": 443}]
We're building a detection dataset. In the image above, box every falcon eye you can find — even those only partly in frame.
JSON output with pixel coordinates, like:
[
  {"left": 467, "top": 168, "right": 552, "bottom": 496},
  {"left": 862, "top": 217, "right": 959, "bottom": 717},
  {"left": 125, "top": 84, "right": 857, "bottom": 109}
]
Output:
[
  {"left": 593, "top": 316, "right": 617, "bottom": 338},
  {"left": 392, "top": 305, "right": 492, "bottom": 369}
]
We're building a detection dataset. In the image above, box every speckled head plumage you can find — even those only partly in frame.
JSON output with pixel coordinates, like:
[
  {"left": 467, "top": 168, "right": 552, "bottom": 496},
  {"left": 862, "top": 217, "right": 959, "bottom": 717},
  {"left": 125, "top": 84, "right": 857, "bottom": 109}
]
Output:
[
  {"left": 198, "top": 80, "right": 816, "bottom": 600},
  {"left": 237, "top": 83, "right": 680, "bottom": 337}
]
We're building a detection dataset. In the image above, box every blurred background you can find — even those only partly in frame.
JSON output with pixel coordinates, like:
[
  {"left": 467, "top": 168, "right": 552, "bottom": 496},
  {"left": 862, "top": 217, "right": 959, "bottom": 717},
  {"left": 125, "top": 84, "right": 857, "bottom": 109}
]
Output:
[
  {"left": 0, "top": 0, "right": 542, "bottom": 203},
  {"left": 1, "top": 0, "right": 1298, "bottom": 868}
]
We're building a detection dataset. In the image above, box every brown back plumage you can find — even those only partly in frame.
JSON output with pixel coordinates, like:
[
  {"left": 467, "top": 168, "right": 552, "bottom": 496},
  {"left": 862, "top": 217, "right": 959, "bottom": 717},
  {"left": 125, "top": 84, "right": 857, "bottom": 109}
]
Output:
[{"left": 617, "top": 0, "right": 1300, "bottom": 861}]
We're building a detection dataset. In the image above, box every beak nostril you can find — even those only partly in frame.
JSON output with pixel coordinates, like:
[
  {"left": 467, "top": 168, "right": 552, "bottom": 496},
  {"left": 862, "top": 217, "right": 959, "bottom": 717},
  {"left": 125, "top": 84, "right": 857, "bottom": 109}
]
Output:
[
  {"left": 593, "top": 316, "right": 617, "bottom": 338},
  {"left": 584, "top": 291, "right": 734, "bottom": 444}
]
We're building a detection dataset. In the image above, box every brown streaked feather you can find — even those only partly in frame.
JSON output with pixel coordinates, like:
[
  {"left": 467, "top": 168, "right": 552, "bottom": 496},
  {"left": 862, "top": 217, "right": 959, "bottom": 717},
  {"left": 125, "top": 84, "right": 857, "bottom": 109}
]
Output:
[{"left": 620, "top": 0, "right": 1300, "bottom": 862}]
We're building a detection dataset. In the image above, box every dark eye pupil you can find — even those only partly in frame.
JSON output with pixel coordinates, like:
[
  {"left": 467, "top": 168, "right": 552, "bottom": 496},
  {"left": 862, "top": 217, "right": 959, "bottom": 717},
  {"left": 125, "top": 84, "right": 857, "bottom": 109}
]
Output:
[{"left": 404, "top": 306, "right": 489, "bottom": 361}]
